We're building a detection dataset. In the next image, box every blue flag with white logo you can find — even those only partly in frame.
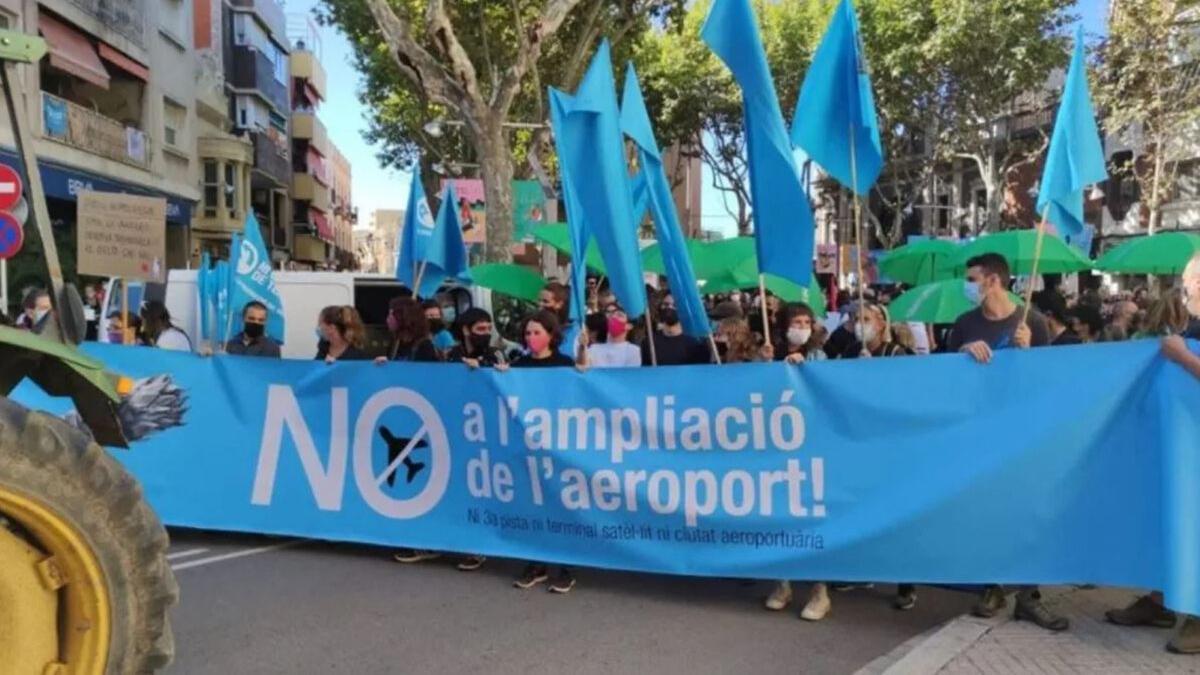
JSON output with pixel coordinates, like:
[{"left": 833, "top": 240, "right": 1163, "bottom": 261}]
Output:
[
  {"left": 620, "top": 63, "right": 711, "bottom": 339},
  {"left": 790, "top": 0, "right": 883, "bottom": 196},
  {"left": 1037, "top": 26, "right": 1107, "bottom": 238},
  {"left": 550, "top": 41, "right": 647, "bottom": 318},
  {"left": 414, "top": 182, "right": 471, "bottom": 298},
  {"left": 702, "top": 0, "right": 814, "bottom": 287},
  {"left": 396, "top": 169, "right": 437, "bottom": 295},
  {"left": 229, "top": 214, "right": 286, "bottom": 343}
]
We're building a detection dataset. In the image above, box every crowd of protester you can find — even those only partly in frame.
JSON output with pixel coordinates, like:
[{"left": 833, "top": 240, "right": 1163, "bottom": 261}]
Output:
[{"left": 7, "top": 253, "right": 1199, "bottom": 651}]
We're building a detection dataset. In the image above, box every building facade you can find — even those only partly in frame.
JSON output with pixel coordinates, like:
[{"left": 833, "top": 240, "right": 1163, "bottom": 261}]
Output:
[
  {"left": 0, "top": 0, "right": 201, "bottom": 293},
  {"left": 368, "top": 208, "right": 402, "bottom": 277},
  {"left": 288, "top": 36, "right": 330, "bottom": 268},
  {"left": 329, "top": 142, "right": 356, "bottom": 268}
]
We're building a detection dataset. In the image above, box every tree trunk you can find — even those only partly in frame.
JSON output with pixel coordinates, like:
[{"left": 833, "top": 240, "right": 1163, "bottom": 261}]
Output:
[
  {"left": 1148, "top": 144, "right": 1166, "bottom": 235},
  {"left": 475, "top": 121, "right": 515, "bottom": 263},
  {"left": 984, "top": 154, "right": 1002, "bottom": 232}
]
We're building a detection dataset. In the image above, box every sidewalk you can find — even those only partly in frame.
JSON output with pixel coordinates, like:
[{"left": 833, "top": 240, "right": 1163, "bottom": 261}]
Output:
[{"left": 859, "top": 587, "right": 1199, "bottom": 675}]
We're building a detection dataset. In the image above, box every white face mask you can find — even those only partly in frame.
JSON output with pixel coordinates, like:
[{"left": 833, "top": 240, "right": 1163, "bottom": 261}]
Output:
[
  {"left": 33, "top": 308, "right": 49, "bottom": 323},
  {"left": 854, "top": 322, "right": 878, "bottom": 344},
  {"left": 786, "top": 327, "right": 812, "bottom": 347},
  {"left": 963, "top": 281, "right": 983, "bottom": 305}
]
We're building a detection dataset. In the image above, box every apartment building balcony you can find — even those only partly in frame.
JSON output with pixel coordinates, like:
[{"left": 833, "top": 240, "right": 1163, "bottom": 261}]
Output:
[
  {"left": 229, "top": 46, "right": 289, "bottom": 114},
  {"left": 293, "top": 171, "right": 330, "bottom": 211},
  {"left": 291, "top": 111, "right": 328, "bottom": 155},
  {"left": 250, "top": 129, "right": 290, "bottom": 187},
  {"left": 290, "top": 49, "right": 326, "bottom": 102},
  {"left": 228, "top": 0, "right": 287, "bottom": 46},
  {"left": 41, "top": 91, "right": 150, "bottom": 169}
]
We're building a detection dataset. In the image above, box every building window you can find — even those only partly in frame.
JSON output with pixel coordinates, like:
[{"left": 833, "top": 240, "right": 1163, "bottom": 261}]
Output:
[
  {"left": 225, "top": 163, "right": 237, "bottom": 218},
  {"left": 203, "top": 160, "right": 219, "bottom": 218},
  {"left": 273, "top": 46, "right": 287, "bottom": 84},
  {"left": 161, "top": 0, "right": 187, "bottom": 43},
  {"left": 163, "top": 98, "right": 187, "bottom": 148},
  {"left": 269, "top": 110, "right": 287, "bottom": 134}
]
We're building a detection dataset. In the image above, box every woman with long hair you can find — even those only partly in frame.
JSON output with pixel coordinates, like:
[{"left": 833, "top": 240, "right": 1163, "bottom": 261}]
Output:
[
  {"left": 138, "top": 300, "right": 192, "bottom": 351},
  {"left": 1137, "top": 290, "right": 1190, "bottom": 338},
  {"left": 316, "top": 305, "right": 368, "bottom": 362},
  {"left": 377, "top": 296, "right": 441, "bottom": 364},
  {"left": 773, "top": 303, "right": 826, "bottom": 365},
  {"left": 714, "top": 318, "right": 768, "bottom": 363}
]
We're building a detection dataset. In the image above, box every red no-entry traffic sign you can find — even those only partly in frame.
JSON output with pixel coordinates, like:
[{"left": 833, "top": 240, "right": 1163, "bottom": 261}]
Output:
[
  {"left": 0, "top": 211, "right": 22, "bottom": 259},
  {"left": 0, "top": 165, "right": 22, "bottom": 212}
]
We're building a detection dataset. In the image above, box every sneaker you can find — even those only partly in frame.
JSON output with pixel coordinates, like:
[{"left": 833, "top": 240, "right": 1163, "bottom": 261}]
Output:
[
  {"left": 1014, "top": 592, "right": 1070, "bottom": 632},
  {"left": 972, "top": 586, "right": 1008, "bottom": 618},
  {"left": 894, "top": 586, "right": 917, "bottom": 611},
  {"left": 831, "top": 582, "right": 875, "bottom": 592},
  {"left": 456, "top": 555, "right": 486, "bottom": 572},
  {"left": 801, "top": 583, "right": 831, "bottom": 621},
  {"left": 393, "top": 549, "right": 440, "bottom": 564},
  {"left": 765, "top": 581, "right": 793, "bottom": 611},
  {"left": 548, "top": 570, "right": 576, "bottom": 594},
  {"left": 1168, "top": 616, "right": 1200, "bottom": 654},
  {"left": 513, "top": 564, "right": 549, "bottom": 589},
  {"left": 1106, "top": 594, "right": 1176, "bottom": 628}
]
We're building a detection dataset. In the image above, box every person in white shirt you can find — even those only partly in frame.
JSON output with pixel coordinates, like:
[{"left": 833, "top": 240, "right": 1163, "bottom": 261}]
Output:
[
  {"left": 138, "top": 300, "right": 192, "bottom": 352},
  {"left": 583, "top": 303, "right": 641, "bottom": 368}
]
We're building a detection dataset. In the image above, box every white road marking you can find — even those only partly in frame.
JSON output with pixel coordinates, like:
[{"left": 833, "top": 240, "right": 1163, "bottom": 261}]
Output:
[
  {"left": 166, "top": 548, "right": 210, "bottom": 561},
  {"left": 170, "top": 540, "right": 302, "bottom": 571}
]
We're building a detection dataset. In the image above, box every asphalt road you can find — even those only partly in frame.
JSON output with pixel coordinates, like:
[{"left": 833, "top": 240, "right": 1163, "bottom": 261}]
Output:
[{"left": 164, "top": 529, "right": 975, "bottom": 675}]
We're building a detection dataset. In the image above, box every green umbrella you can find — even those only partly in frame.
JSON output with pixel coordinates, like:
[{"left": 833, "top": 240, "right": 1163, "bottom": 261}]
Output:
[
  {"left": 878, "top": 239, "right": 960, "bottom": 285},
  {"left": 467, "top": 263, "right": 546, "bottom": 303},
  {"left": 640, "top": 238, "right": 712, "bottom": 276},
  {"left": 703, "top": 258, "right": 827, "bottom": 317},
  {"left": 531, "top": 224, "right": 607, "bottom": 273},
  {"left": 888, "top": 279, "right": 1023, "bottom": 324},
  {"left": 1095, "top": 232, "right": 1200, "bottom": 275},
  {"left": 950, "top": 230, "right": 1093, "bottom": 275}
]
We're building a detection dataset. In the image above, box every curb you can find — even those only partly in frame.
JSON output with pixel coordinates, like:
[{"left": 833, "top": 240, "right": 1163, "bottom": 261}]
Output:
[{"left": 855, "top": 614, "right": 1006, "bottom": 675}]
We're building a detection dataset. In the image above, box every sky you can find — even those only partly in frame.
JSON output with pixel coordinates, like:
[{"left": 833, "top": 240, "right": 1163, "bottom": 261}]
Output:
[{"left": 295, "top": 0, "right": 1110, "bottom": 236}]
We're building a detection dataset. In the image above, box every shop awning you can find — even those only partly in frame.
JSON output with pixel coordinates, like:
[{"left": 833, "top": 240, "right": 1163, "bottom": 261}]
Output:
[
  {"left": 311, "top": 208, "right": 333, "bottom": 242},
  {"left": 38, "top": 13, "right": 109, "bottom": 89},
  {"left": 98, "top": 43, "right": 149, "bottom": 82}
]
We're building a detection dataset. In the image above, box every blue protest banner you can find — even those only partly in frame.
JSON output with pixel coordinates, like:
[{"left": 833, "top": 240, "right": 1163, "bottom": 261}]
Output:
[{"left": 13, "top": 340, "right": 1200, "bottom": 614}]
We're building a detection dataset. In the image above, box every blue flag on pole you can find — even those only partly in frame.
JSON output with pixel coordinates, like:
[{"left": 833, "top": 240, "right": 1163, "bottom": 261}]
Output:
[
  {"left": 229, "top": 214, "right": 286, "bottom": 343},
  {"left": 396, "top": 169, "right": 437, "bottom": 294},
  {"left": 415, "top": 182, "right": 472, "bottom": 298},
  {"left": 702, "top": 0, "right": 814, "bottom": 287},
  {"left": 790, "top": 0, "right": 883, "bottom": 196},
  {"left": 620, "top": 63, "right": 711, "bottom": 339},
  {"left": 1037, "top": 26, "right": 1107, "bottom": 238},
  {"left": 197, "top": 251, "right": 212, "bottom": 343},
  {"left": 549, "top": 89, "right": 591, "bottom": 327},
  {"left": 212, "top": 258, "right": 230, "bottom": 345},
  {"left": 549, "top": 41, "right": 646, "bottom": 318}
]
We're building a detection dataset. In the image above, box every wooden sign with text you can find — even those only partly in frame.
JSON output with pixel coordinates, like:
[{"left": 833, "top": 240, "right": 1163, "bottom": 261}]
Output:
[{"left": 77, "top": 191, "right": 167, "bottom": 282}]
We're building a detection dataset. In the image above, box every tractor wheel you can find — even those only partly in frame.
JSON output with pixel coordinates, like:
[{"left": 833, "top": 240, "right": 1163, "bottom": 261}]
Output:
[{"left": 0, "top": 396, "right": 177, "bottom": 674}]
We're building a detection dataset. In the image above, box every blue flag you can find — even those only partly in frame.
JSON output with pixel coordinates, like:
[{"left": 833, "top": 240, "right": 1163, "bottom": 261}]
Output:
[
  {"left": 396, "top": 169, "right": 437, "bottom": 294},
  {"left": 415, "top": 183, "right": 472, "bottom": 298},
  {"left": 790, "top": 0, "right": 883, "bottom": 196},
  {"left": 702, "top": 0, "right": 814, "bottom": 287},
  {"left": 620, "top": 63, "right": 711, "bottom": 339},
  {"left": 197, "top": 251, "right": 212, "bottom": 342},
  {"left": 1037, "top": 26, "right": 1107, "bottom": 237},
  {"left": 549, "top": 89, "right": 590, "bottom": 326},
  {"left": 229, "top": 214, "right": 286, "bottom": 343},
  {"left": 549, "top": 41, "right": 646, "bottom": 318},
  {"left": 212, "top": 259, "right": 230, "bottom": 345}
]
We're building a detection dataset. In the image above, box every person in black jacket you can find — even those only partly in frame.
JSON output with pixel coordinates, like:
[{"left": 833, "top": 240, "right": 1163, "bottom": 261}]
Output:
[
  {"left": 316, "top": 305, "right": 369, "bottom": 362},
  {"left": 375, "top": 296, "right": 440, "bottom": 364},
  {"left": 446, "top": 307, "right": 506, "bottom": 368}
]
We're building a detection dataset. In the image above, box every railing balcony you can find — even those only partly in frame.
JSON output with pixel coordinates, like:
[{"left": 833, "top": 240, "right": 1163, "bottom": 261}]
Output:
[
  {"left": 229, "top": 0, "right": 287, "bottom": 46},
  {"left": 290, "top": 50, "right": 326, "bottom": 102},
  {"left": 250, "top": 130, "right": 290, "bottom": 187},
  {"left": 291, "top": 112, "right": 328, "bottom": 155},
  {"left": 293, "top": 172, "right": 330, "bottom": 211},
  {"left": 41, "top": 92, "right": 150, "bottom": 169},
  {"left": 229, "top": 46, "right": 289, "bottom": 114}
]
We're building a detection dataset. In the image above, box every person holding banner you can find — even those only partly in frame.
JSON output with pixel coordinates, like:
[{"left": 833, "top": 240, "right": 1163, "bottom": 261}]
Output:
[
  {"left": 584, "top": 303, "right": 642, "bottom": 368},
  {"left": 773, "top": 303, "right": 827, "bottom": 365},
  {"left": 223, "top": 301, "right": 281, "bottom": 358},
  {"left": 836, "top": 302, "right": 911, "bottom": 360},
  {"left": 315, "top": 306, "right": 369, "bottom": 363},
  {"left": 447, "top": 307, "right": 507, "bottom": 370},
  {"left": 376, "top": 297, "right": 441, "bottom": 365},
  {"left": 538, "top": 282, "right": 583, "bottom": 360},
  {"left": 508, "top": 310, "right": 583, "bottom": 593},
  {"left": 643, "top": 299, "right": 709, "bottom": 366}
]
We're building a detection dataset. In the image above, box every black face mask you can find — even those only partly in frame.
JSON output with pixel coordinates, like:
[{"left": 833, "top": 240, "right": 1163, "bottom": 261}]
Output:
[
  {"left": 467, "top": 333, "right": 491, "bottom": 353},
  {"left": 714, "top": 340, "right": 728, "bottom": 358},
  {"left": 428, "top": 319, "right": 445, "bottom": 334},
  {"left": 243, "top": 322, "right": 265, "bottom": 339},
  {"left": 658, "top": 308, "right": 680, "bottom": 326}
]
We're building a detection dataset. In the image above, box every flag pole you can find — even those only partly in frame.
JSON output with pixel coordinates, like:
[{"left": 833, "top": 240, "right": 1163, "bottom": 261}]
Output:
[
  {"left": 849, "top": 124, "right": 867, "bottom": 352},
  {"left": 413, "top": 260, "right": 429, "bottom": 298},
  {"left": 758, "top": 274, "right": 772, "bottom": 349},
  {"left": 644, "top": 313, "right": 658, "bottom": 366},
  {"left": 1020, "top": 206, "right": 1052, "bottom": 325},
  {"left": 707, "top": 332, "right": 723, "bottom": 365}
]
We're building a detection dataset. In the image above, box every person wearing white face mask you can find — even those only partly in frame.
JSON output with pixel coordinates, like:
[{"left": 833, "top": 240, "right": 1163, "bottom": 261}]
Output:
[
  {"left": 16, "top": 288, "right": 53, "bottom": 334},
  {"left": 772, "top": 303, "right": 826, "bottom": 365},
  {"left": 946, "top": 253, "right": 1050, "bottom": 362},
  {"left": 836, "top": 302, "right": 911, "bottom": 359}
]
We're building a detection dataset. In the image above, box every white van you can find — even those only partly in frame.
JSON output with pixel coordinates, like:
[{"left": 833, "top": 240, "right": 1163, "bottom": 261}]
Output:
[{"left": 100, "top": 272, "right": 488, "bottom": 359}]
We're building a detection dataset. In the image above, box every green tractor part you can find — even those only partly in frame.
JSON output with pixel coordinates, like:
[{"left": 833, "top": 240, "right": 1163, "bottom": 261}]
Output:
[{"left": 0, "top": 28, "right": 177, "bottom": 674}]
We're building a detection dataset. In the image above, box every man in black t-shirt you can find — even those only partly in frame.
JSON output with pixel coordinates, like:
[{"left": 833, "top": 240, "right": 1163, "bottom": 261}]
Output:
[
  {"left": 643, "top": 305, "right": 710, "bottom": 365},
  {"left": 949, "top": 253, "right": 1068, "bottom": 632}
]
